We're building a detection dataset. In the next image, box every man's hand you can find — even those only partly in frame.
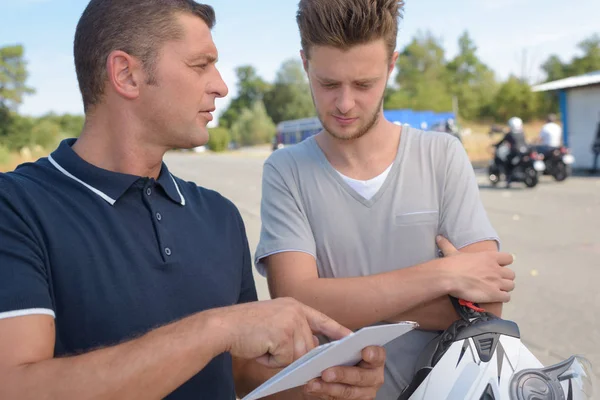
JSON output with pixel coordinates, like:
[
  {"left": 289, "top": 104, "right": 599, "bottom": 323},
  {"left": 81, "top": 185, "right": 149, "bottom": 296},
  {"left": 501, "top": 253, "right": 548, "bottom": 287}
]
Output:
[
  {"left": 436, "top": 236, "right": 516, "bottom": 304},
  {"left": 302, "top": 346, "right": 386, "bottom": 400},
  {"left": 213, "top": 298, "right": 352, "bottom": 368}
]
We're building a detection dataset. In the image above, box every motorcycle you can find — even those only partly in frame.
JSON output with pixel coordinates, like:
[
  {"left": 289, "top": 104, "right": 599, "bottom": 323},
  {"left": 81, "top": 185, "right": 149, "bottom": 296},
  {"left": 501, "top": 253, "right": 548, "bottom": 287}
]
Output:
[
  {"left": 530, "top": 145, "right": 575, "bottom": 182},
  {"left": 488, "top": 143, "right": 546, "bottom": 188},
  {"left": 431, "top": 119, "right": 462, "bottom": 143}
]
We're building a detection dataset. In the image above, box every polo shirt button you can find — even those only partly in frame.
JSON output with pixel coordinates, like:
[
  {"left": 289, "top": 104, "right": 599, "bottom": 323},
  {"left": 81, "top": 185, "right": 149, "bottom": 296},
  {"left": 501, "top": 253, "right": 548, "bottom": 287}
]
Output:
[
  {"left": 164, "top": 247, "right": 172, "bottom": 256},
  {"left": 156, "top": 212, "right": 162, "bottom": 221},
  {"left": 146, "top": 188, "right": 152, "bottom": 196}
]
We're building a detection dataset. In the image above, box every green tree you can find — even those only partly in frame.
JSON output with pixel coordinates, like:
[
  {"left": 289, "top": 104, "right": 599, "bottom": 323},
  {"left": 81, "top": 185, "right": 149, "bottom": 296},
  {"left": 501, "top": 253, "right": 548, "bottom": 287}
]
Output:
[
  {"left": 230, "top": 101, "right": 276, "bottom": 146},
  {"left": 541, "top": 55, "right": 568, "bottom": 82},
  {"left": 0, "top": 105, "right": 10, "bottom": 140},
  {"left": 539, "top": 54, "right": 567, "bottom": 114},
  {"left": 263, "top": 59, "right": 315, "bottom": 124},
  {"left": 446, "top": 31, "right": 497, "bottom": 120},
  {"left": 387, "top": 31, "right": 453, "bottom": 111},
  {"left": 30, "top": 119, "right": 63, "bottom": 149},
  {"left": 491, "top": 76, "right": 539, "bottom": 122},
  {"left": 1, "top": 113, "right": 35, "bottom": 150},
  {"left": 38, "top": 112, "right": 85, "bottom": 138},
  {"left": 207, "top": 127, "right": 230, "bottom": 152},
  {"left": 0, "top": 45, "right": 35, "bottom": 110},
  {"left": 0, "top": 143, "right": 10, "bottom": 166},
  {"left": 541, "top": 34, "right": 600, "bottom": 81},
  {"left": 218, "top": 65, "right": 271, "bottom": 128},
  {"left": 538, "top": 34, "right": 600, "bottom": 116},
  {"left": 0, "top": 45, "right": 36, "bottom": 149},
  {"left": 568, "top": 34, "right": 600, "bottom": 76}
]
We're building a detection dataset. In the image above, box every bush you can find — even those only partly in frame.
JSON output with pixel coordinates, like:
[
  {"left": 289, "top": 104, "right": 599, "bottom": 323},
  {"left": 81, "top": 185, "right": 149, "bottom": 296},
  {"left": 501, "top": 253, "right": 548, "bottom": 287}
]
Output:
[
  {"left": 230, "top": 101, "right": 276, "bottom": 146},
  {"left": 0, "top": 112, "right": 78, "bottom": 152},
  {"left": 207, "top": 127, "right": 230, "bottom": 152},
  {"left": 38, "top": 113, "right": 85, "bottom": 138},
  {"left": 1, "top": 113, "right": 35, "bottom": 151},
  {"left": 0, "top": 144, "right": 11, "bottom": 166},
  {"left": 490, "top": 76, "right": 540, "bottom": 122},
  {"left": 30, "top": 119, "right": 63, "bottom": 149}
]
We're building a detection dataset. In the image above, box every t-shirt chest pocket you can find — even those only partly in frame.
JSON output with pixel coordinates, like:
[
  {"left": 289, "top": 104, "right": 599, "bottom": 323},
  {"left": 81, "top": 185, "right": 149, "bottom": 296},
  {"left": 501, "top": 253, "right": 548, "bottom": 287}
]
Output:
[
  {"left": 391, "top": 211, "right": 440, "bottom": 267},
  {"left": 395, "top": 211, "right": 439, "bottom": 226}
]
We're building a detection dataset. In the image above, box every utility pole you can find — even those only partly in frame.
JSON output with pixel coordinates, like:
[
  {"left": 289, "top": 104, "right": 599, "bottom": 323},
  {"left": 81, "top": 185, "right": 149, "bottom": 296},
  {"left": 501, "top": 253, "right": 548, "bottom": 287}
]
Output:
[{"left": 521, "top": 48, "right": 528, "bottom": 83}]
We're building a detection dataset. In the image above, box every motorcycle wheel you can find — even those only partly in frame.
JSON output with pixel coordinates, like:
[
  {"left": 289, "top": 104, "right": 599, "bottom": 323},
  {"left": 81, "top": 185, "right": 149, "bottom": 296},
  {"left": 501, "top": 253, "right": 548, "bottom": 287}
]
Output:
[
  {"left": 553, "top": 162, "right": 569, "bottom": 182},
  {"left": 524, "top": 167, "right": 539, "bottom": 188},
  {"left": 488, "top": 166, "right": 500, "bottom": 186}
]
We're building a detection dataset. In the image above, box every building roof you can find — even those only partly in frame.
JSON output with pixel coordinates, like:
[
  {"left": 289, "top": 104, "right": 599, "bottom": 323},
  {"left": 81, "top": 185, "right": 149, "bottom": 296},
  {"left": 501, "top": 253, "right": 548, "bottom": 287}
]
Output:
[{"left": 532, "top": 71, "right": 600, "bottom": 92}]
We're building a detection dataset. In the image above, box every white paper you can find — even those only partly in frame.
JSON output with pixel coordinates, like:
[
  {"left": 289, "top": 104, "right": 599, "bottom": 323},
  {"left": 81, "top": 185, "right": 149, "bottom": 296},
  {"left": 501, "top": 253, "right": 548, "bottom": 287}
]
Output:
[{"left": 242, "top": 321, "right": 418, "bottom": 400}]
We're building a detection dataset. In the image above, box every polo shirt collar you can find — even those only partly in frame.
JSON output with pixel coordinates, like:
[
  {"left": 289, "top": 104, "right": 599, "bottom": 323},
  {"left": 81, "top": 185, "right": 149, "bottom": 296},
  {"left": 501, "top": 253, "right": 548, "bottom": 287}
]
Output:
[{"left": 48, "top": 138, "right": 185, "bottom": 206}]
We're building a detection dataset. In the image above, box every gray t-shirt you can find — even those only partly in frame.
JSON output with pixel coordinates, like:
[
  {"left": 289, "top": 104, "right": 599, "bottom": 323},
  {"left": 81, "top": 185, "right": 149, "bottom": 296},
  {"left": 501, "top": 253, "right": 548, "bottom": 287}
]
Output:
[{"left": 255, "top": 127, "right": 500, "bottom": 398}]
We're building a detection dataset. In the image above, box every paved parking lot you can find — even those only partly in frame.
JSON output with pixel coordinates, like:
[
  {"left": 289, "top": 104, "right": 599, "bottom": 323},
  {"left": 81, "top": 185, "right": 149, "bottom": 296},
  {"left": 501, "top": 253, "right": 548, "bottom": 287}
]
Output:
[{"left": 165, "top": 150, "right": 600, "bottom": 374}]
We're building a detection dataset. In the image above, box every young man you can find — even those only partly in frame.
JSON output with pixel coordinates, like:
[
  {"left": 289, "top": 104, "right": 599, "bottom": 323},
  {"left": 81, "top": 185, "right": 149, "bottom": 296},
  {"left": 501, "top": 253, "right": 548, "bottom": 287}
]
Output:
[
  {"left": 255, "top": 0, "right": 516, "bottom": 398},
  {"left": 537, "top": 114, "right": 562, "bottom": 148},
  {"left": 0, "top": 1, "right": 386, "bottom": 399}
]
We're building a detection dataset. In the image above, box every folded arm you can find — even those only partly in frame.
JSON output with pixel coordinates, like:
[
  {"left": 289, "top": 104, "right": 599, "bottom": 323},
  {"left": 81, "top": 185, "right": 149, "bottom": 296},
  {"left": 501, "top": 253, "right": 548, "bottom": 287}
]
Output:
[
  {"left": 264, "top": 251, "right": 454, "bottom": 331},
  {"left": 264, "top": 240, "right": 504, "bottom": 332},
  {"left": 385, "top": 240, "right": 503, "bottom": 330}
]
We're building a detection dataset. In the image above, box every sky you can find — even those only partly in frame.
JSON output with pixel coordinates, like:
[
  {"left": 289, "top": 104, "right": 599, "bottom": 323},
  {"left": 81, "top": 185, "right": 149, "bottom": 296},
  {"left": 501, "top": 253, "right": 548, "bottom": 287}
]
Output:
[{"left": 1, "top": 0, "right": 599, "bottom": 125}]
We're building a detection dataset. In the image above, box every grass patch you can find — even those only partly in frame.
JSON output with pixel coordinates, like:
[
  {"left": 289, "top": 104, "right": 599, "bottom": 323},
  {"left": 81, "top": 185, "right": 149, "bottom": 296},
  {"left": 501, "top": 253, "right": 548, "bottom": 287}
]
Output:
[{"left": 0, "top": 145, "right": 50, "bottom": 172}]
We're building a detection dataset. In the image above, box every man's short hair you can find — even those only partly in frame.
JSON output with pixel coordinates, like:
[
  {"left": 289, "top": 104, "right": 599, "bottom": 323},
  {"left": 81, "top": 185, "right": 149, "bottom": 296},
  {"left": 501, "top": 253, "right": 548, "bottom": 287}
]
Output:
[
  {"left": 547, "top": 113, "right": 558, "bottom": 123},
  {"left": 296, "top": 0, "right": 404, "bottom": 60},
  {"left": 74, "top": 0, "right": 215, "bottom": 112}
]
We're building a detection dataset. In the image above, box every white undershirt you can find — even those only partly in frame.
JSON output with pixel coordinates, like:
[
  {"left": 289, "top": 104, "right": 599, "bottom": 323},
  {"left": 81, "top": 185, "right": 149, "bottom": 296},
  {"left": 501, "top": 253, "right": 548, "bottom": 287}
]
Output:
[{"left": 336, "top": 163, "right": 394, "bottom": 200}]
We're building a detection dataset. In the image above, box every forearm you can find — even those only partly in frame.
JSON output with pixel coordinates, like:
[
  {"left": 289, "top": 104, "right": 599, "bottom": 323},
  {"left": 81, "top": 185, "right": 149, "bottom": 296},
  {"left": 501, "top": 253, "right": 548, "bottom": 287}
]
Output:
[
  {"left": 0, "top": 311, "right": 226, "bottom": 400},
  {"left": 481, "top": 302, "right": 502, "bottom": 318},
  {"left": 387, "top": 295, "right": 458, "bottom": 331},
  {"left": 233, "top": 358, "right": 308, "bottom": 400},
  {"left": 271, "top": 259, "right": 451, "bottom": 331},
  {"left": 272, "top": 240, "right": 504, "bottom": 332},
  {"left": 387, "top": 296, "right": 503, "bottom": 331}
]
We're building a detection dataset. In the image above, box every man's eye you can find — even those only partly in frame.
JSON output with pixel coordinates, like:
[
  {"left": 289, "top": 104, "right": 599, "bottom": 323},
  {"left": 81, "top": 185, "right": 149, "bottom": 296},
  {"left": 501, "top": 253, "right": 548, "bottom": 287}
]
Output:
[{"left": 195, "top": 64, "right": 208, "bottom": 70}]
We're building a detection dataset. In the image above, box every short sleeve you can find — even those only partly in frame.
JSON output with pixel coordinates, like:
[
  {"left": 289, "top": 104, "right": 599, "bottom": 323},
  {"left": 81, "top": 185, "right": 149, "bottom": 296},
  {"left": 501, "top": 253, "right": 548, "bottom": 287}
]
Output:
[
  {"left": 0, "top": 177, "right": 54, "bottom": 319},
  {"left": 254, "top": 161, "right": 316, "bottom": 277},
  {"left": 438, "top": 139, "right": 500, "bottom": 250}
]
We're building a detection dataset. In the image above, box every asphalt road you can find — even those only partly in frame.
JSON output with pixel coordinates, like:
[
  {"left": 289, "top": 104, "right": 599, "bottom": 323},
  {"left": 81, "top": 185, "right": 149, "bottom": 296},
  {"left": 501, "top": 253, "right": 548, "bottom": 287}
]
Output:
[{"left": 165, "top": 149, "right": 600, "bottom": 375}]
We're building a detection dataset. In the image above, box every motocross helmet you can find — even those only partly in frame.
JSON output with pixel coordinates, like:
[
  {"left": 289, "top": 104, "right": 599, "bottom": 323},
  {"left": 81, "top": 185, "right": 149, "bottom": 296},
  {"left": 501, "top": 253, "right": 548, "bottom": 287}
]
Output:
[
  {"left": 508, "top": 117, "right": 524, "bottom": 133},
  {"left": 398, "top": 298, "right": 596, "bottom": 400}
]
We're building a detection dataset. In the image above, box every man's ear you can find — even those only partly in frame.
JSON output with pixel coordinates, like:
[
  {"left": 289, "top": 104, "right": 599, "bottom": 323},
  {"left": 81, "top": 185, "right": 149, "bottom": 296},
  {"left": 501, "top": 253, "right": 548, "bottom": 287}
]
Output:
[
  {"left": 388, "top": 51, "right": 399, "bottom": 76},
  {"left": 300, "top": 49, "right": 309, "bottom": 73},
  {"left": 105, "top": 50, "right": 144, "bottom": 101}
]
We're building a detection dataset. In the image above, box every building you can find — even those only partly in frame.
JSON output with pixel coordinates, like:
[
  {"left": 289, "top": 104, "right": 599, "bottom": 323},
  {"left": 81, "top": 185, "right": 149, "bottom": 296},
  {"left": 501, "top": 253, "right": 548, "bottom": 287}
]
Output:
[{"left": 533, "top": 71, "right": 600, "bottom": 170}]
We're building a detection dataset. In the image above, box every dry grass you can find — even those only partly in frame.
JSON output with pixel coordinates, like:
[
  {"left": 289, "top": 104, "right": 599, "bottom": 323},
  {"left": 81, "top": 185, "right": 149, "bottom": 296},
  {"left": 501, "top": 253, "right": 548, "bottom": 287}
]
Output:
[{"left": 0, "top": 146, "right": 50, "bottom": 173}]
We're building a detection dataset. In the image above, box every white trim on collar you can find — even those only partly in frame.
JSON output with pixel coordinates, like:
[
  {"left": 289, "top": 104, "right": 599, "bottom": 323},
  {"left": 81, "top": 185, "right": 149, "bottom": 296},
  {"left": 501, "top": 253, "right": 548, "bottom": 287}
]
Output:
[
  {"left": 48, "top": 154, "right": 117, "bottom": 205},
  {"left": 170, "top": 174, "right": 186, "bottom": 206}
]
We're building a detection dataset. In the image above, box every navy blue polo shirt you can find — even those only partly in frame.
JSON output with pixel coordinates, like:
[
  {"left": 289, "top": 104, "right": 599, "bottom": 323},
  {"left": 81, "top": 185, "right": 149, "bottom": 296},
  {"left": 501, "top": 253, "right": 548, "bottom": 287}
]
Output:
[{"left": 0, "top": 138, "right": 258, "bottom": 399}]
